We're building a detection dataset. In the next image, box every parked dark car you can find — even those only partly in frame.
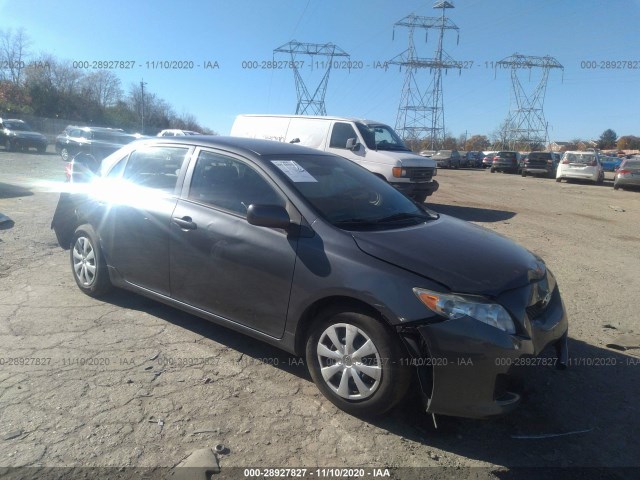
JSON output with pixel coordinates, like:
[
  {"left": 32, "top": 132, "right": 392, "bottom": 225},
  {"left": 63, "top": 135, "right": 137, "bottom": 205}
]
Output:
[
  {"left": 491, "top": 151, "right": 520, "bottom": 174},
  {"left": 55, "top": 126, "right": 141, "bottom": 161},
  {"left": 467, "top": 151, "right": 483, "bottom": 168},
  {"left": 613, "top": 158, "right": 640, "bottom": 190},
  {"left": 521, "top": 151, "right": 560, "bottom": 178},
  {"left": 432, "top": 149, "right": 461, "bottom": 169},
  {"left": 0, "top": 118, "right": 48, "bottom": 153},
  {"left": 460, "top": 151, "right": 480, "bottom": 168},
  {"left": 51, "top": 136, "right": 568, "bottom": 419}
]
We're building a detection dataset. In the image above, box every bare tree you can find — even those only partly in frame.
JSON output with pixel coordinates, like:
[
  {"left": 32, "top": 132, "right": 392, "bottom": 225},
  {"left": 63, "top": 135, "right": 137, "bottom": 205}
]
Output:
[
  {"left": 81, "top": 71, "right": 123, "bottom": 107},
  {"left": 0, "top": 28, "right": 31, "bottom": 85}
]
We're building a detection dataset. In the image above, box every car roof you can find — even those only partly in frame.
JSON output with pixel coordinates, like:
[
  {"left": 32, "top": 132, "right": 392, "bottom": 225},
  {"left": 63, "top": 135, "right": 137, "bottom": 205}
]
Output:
[
  {"left": 133, "top": 135, "right": 332, "bottom": 158},
  {"left": 238, "top": 114, "right": 382, "bottom": 125}
]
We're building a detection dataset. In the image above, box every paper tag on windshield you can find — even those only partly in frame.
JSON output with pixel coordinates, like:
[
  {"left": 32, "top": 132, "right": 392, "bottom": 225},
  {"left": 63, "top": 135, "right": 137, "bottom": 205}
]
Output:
[{"left": 271, "top": 160, "right": 317, "bottom": 182}]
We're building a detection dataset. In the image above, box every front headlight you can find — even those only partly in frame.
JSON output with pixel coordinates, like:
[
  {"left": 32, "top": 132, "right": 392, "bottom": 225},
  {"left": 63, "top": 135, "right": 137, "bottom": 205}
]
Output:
[{"left": 413, "top": 287, "right": 516, "bottom": 334}]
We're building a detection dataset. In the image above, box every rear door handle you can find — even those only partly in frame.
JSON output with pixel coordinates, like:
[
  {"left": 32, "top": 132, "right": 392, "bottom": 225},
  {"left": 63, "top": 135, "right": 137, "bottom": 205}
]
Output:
[{"left": 172, "top": 216, "right": 197, "bottom": 230}]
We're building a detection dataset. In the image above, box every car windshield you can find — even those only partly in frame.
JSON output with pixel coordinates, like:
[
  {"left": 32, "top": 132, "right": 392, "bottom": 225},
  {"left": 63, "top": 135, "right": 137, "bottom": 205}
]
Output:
[
  {"left": 354, "top": 122, "right": 410, "bottom": 151},
  {"left": 267, "top": 154, "right": 436, "bottom": 231},
  {"left": 4, "top": 121, "right": 31, "bottom": 131},
  {"left": 565, "top": 153, "right": 595, "bottom": 164}
]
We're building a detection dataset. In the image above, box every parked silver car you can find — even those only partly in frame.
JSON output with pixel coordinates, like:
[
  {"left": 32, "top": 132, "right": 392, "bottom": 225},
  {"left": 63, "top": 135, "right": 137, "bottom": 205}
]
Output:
[{"left": 613, "top": 158, "right": 640, "bottom": 190}]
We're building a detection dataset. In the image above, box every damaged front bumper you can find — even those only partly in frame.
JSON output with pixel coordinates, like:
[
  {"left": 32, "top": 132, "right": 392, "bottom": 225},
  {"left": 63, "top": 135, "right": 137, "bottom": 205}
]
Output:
[{"left": 399, "top": 282, "right": 569, "bottom": 419}]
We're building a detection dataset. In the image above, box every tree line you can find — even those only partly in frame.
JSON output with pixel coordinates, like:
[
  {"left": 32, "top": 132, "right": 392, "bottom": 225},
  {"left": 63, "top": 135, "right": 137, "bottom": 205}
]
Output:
[{"left": 0, "top": 28, "right": 215, "bottom": 134}]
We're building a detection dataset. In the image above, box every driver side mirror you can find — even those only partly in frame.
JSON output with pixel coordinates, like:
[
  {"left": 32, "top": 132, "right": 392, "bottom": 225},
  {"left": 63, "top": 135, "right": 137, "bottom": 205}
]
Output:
[
  {"left": 346, "top": 138, "right": 360, "bottom": 151},
  {"left": 246, "top": 204, "right": 291, "bottom": 229}
]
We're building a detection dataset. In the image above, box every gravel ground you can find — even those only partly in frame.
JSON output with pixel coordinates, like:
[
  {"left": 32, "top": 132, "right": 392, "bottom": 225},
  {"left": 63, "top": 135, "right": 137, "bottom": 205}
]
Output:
[{"left": 1, "top": 148, "right": 639, "bottom": 478}]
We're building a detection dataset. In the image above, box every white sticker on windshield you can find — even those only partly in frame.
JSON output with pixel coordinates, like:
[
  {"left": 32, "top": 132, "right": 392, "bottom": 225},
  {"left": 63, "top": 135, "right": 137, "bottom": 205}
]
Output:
[{"left": 271, "top": 160, "right": 317, "bottom": 182}]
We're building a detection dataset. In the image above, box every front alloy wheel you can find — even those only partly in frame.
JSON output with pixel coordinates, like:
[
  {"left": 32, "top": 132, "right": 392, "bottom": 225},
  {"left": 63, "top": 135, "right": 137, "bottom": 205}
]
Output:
[{"left": 306, "top": 308, "right": 411, "bottom": 417}]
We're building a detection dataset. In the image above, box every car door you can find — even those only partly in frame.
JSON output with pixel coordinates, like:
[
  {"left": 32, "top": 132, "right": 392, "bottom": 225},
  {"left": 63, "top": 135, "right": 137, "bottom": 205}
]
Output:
[
  {"left": 169, "top": 148, "right": 299, "bottom": 338},
  {"left": 97, "top": 144, "right": 192, "bottom": 295}
]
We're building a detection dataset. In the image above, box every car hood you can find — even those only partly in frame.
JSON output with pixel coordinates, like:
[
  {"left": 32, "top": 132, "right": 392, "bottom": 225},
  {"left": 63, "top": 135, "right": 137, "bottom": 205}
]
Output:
[{"left": 351, "top": 215, "right": 543, "bottom": 296}]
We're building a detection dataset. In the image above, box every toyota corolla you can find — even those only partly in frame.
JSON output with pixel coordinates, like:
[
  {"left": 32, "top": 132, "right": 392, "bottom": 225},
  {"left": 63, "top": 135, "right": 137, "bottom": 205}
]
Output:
[{"left": 51, "top": 136, "right": 568, "bottom": 418}]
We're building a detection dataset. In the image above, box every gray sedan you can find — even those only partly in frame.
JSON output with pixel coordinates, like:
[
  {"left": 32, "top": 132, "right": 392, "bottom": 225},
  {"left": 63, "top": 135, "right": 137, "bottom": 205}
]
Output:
[{"left": 614, "top": 158, "right": 640, "bottom": 190}]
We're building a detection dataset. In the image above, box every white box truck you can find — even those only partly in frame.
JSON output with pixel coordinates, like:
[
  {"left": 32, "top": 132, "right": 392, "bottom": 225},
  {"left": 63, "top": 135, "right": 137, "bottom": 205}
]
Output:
[{"left": 230, "top": 115, "right": 439, "bottom": 202}]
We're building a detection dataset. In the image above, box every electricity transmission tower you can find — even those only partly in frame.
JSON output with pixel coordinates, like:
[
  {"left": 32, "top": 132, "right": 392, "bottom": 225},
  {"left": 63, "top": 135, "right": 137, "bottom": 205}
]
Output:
[
  {"left": 390, "top": 1, "right": 462, "bottom": 149},
  {"left": 496, "top": 53, "right": 563, "bottom": 150},
  {"left": 274, "top": 41, "right": 349, "bottom": 116}
]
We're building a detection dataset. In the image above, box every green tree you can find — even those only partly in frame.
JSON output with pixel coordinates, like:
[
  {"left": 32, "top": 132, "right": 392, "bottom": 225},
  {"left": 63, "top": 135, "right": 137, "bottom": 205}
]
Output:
[{"left": 598, "top": 129, "right": 617, "bottom": 149}]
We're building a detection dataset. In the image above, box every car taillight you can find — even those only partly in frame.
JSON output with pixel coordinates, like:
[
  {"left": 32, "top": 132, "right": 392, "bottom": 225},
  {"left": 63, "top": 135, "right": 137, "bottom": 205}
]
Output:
[
  {"left": 547, "top": 159, "right": 553, "bottom": 164},
  {"left": 618, "top": 169, "right": 631, "bottom": 175},
  {"left": 562, "top": 159, "right": 569, "bottom": 164}
]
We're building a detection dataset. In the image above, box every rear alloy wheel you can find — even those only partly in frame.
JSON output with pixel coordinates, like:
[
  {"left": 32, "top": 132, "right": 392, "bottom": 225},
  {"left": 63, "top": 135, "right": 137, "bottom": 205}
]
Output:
[
  {"left": 306, "top": 308, "right": 411, "bottom": 417},
  {"left": 71, "top": 224, "right": 112, "bottom": 297}
]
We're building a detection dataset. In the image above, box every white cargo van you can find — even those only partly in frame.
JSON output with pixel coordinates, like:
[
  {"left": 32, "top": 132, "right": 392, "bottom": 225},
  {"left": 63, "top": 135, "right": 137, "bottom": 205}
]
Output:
[{"left": 230, "top": 115, "right": 439, "bottom": 202}]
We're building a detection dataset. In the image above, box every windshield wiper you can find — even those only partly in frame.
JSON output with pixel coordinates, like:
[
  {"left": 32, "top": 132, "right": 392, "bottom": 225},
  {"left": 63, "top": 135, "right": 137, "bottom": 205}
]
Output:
[{"left": 376, "top": 212, "right": 431, "bottom": 224}]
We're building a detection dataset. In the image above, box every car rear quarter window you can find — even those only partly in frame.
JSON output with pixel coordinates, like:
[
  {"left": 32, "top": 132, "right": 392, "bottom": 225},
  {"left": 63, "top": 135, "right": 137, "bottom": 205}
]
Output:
[
  {"left": 188, "top": 150, "right": 285, "bottom": 215},
  {"left": 122, "top": 146, "right": 190, "bottom": 193}
]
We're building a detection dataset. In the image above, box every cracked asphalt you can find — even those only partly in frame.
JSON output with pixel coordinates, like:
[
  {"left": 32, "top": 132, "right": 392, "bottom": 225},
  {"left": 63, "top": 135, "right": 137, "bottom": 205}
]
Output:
[{"left": 1, "top": 148, "right": 640, "bottom": 477}]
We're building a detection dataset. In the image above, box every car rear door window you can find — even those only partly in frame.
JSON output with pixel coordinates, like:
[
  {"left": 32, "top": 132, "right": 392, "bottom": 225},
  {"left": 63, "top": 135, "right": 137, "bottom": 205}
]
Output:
[
  {"left": 122, "top": 146, "right": 190, "bottom": 193},
  {"left": 188, "top": 150, "right": 285, "bottom": 215}
]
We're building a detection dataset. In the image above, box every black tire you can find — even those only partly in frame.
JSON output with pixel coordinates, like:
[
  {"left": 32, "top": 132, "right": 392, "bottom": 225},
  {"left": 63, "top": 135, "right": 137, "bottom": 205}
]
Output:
[
  {"left": 490, "top": 168, "right": 495, "bottom": 173},
  {"left": 305, "top": 307, "right": 411, "bottom": 417},
  {"left": 596, "top": 173, "right": 604, "bottom": 185},
  {"left": 37, "top": 145, "right": 46, "bottom": 154},
  {"left": 70, "top": 224, "right": 112, "bottom": 298},
  {"left": 5, "top": 139, "right": 15, "bottom": 152},
  {"left": 521, "top": 170, "right": 527, "bottom": 177},
  {"left": 613, "top": 183, "right": 620, "bottom": 190},
  {"left": 556, "top": 177, "right": 562, "bottom": 183}
]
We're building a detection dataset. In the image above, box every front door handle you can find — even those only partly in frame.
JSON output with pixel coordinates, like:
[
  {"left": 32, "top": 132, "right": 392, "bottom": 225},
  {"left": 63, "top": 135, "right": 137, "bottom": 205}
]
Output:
[{"left": 172, "top": 216, "right": 197, "bottom": 230}]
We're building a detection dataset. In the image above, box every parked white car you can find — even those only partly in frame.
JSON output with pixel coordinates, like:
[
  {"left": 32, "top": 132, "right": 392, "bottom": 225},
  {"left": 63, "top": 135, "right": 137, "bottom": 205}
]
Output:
[{"left": 556, "top": 151, "right": 604, "bottom": 184}]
